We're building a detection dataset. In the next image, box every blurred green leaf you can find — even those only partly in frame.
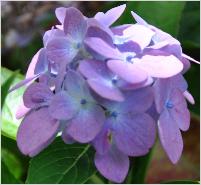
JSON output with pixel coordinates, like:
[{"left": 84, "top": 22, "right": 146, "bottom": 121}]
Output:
[
  {"left": 1, "top": 67, "right": 25, "bottom": 140},
  {"left": 26, "top": 137, "right": 96, "bottom": 183},
  {"left": 178, "top": 2, "right": 200, "bottom": 48},
  {"left": 184, "top": 64, "right": 200, "bottom": 115},
  {"left": 1, "top": 159, "right": 20, "bottom": 184},
  {"left": 114, "top": 1, "right": 185, "bottom": 36},
  {"left": 85, "top": 173, "right": 105, "bottom": 184},
  {"left": 161, "top": 180, "right": 199, "bottom": 184}
]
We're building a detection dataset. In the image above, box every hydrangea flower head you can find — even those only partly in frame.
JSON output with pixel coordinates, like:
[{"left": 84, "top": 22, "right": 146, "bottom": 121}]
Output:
[{"left": 10, "top": 4, "right": 199, "bottom": 183}]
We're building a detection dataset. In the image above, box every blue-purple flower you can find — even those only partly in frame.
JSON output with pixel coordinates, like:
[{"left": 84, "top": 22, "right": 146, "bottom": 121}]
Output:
[
  {"left": 153, "top": 74, "right": 193, "bottom": 163},
  {"left": 92, "top": 87, "right": 156, "bottom": 183},
  {"left": 9, "top": 4, "right": 199, "bottom": 183}
]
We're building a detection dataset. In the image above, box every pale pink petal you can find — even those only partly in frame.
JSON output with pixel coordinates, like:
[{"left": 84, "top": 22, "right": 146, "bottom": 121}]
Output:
[
  {"left": 134, "top": 55, "right": 183, "bottom": 78},
  {"left": 107, "top": 59, "right": 148, "bottom": 84},
  {"left": 123, "top": 24, "right": 155, "bottom": 49}
]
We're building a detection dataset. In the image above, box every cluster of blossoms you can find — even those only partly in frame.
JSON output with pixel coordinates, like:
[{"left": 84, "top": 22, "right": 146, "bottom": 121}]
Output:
[{"left": 10, "top": 4, "right": 199, "bottom": 183}]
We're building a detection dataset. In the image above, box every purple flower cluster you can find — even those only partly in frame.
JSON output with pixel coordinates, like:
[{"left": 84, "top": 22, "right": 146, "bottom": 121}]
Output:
[{"left": 10, "top": 4, "right": 198, "bottom": 183}]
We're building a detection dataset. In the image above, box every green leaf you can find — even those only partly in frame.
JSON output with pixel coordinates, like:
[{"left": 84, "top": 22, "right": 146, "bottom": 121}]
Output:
[
  {"left": 2, "top": 148, "right": 23, "bottom": 180},
  {"left": 1, "top": 135, "right": 30, "bottom": 183},
  {"left": 1, "top": 159, "right": 21, "bottom": 184},
  {"left": 26, "top": 138, "right": 96, "bottom": 184},
  {"left": 161, "top": 180, "right": 200, "bottom": 184},
  {"left": 1, "top": 70, "right": 19, "bottom": 108},
  {"left": 126, "top": 148, "right": 153, "bottom": 183},
  {"left": 1, "top": 67, "right": 25, "bottom": 140},
  {"left": 115, "top": 1, "right": 185, "bottom": 37}
]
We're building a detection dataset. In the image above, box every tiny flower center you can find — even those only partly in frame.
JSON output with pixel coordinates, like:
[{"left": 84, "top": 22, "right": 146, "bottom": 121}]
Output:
[
  {"left": 110, "top": 111, "right": 118, "bottom": 118},
  {"left": 112, "top": 78, "right": 117, "bottom": 85},
  {"left": 76, "top": 42, "right": 82, "bottom": 49},
  {"left": 126, "top": 55, "right": 134, "bottom": 63},
  {"left": 80, "top": 99, "right": 87, "bottom": 105},
  {"left": 166, "top": 101, "right": 174, "bottom": 109}
]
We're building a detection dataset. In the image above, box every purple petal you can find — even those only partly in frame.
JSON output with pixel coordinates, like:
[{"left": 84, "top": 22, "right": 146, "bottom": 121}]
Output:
[
  {"left": 131, "top": 11, "right": 149, "bottom": 26},
  {"left": 16, "top": 103, "right": 30, "bottom": 119},
  {"left": 134, "top": 54, "right": 183, "bottom": 78},
  {"left": 67, "top": 104, "right": 105, "bottom": 143},
  {"left": 48, "top": 91, "right": 79, "bottom": 120},
  {"left": 119, "top": 76, "right": 154, "bottom": 90},
  {"left": 170, "top": 89, "right": 190, "bottom": 131},
  {"left": 150, "top": 25, "right": 178, "bottom": 44},
  {"left": 87, "top": 18, "right": 114, "bottom": 40},
  {"left": 158, "top": 109, "right": 183, "bottom": 164},
  {"left": 95, "top": 4, "right": 126, "bottom": 27},
  {"left": 34, "top": 48, "right": 48, "bottom": 76},
  {"left": 181, "top": 57, "right": 191, "bottom": 73},
  {"left": 122, "top": 87, "right": 154, "bottom": 113},
  {"left": 183, "top": 91, "right": 195, "bottom": 105},
  {"left": 9, "top": 74, "right": 41, "bottom": 93},
  {"left": 79, "top": 59, "right": 124, "bottom": 101},
  {"left": 86, "top": 26, "right": 114, "bottom": 47},
  {"left": 116, "top": 41, "right": 141, "bottom": 53},
  {"left": 94, "top": 145, "right": 129, "bottom": 183},
  {"left": 62, "top": 131, "right": 75, "bottom": 144},
  {"left": 122, "top": 24, "right": 155, "bottom": 49},
  {"left": 88, "top": 78, "right": 125, "bottom": 102},
  {"left": 92, "top": 124, "right": 111, "bottom": 155},
  {"left": 43, "top": 28, "right": 65, "bottom": 47},
  {"left": 64, "top": 70, "right": 92, "bottom": 100},
  {"left": 182, "top": 53, "right": 200, "bottom": 64},
  {"left": 113, "top": 113, "right": 156, "bottom": 156},
  {"left": 79, "top": 59, "right": 111, "bottom": 79},
  {"left": 55, "top": 24, "right": 63, "bottom": 30},
  {"left": 102, "top": 86, "right": 153, "bottom": 115},
  {"left": 26, "top": 48, "right": 43, "bottom": 79},
  {"left": 23, "top": 82, "right": 53, "bottom": 108},
  {"left": 55, "top": 7, "right": 66, "bottom": 24},
  {"left": 64, "top": 7, "right": 87, "bottom": 42},
  {"left": 84, "top": 37, "right": 121, "bottom": 59},
  {"left": 146, "top": 103, "right": 159, "bottom": 122},
  {"left": 54, "top": 64, "right": 67, "bottom": 93},
  {"left": 107, "top": 59, "right": 148, "bottom": 84},
  {"left": 146, "top": 40, "right": 170, "bottom": 50},
  {"left": 46, "top": 37, "right": 78, "bottom": 64},
  {"left": 17, "top": 107, "right": 60, "bottom": 157},
  {"left": 153, "top": 74, "right": 188, "bottom": 113},
  {"left": 111, "top": 24, "right": 131, "bottom": 36}
]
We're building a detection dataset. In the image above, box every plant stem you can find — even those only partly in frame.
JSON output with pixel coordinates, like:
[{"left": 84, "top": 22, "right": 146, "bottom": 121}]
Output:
[{"left": 126, "top": 147, "right": 154, "bottom": 184}]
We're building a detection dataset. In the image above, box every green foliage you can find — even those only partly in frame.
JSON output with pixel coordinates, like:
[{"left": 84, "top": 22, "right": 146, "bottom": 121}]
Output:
[
  {"left": 2, "top": 149, "right": 23, "bottom": 180},
  {"left": 26, "top": 138, "right": 96, "bottom": 184},
  {"left": 184, "top": 65, "right": 200, "bottom": 115},
  {"left": 179, "top": 2, "right": 200, "bottom": 48},
  {"left": 1, "top": 135, "right": 30, "bottom": 183},
  {"left": 113, "top": 1, "right": 185, "bottom": 36},
  {"left": 1, "top": 70, "right": 18, "bottom": 108},
  {"left": 1, "top": 67, "right": 25, "bottom": 140},
  {"left": 1, "top": 160, "right": 20, "bottom": 184}
]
